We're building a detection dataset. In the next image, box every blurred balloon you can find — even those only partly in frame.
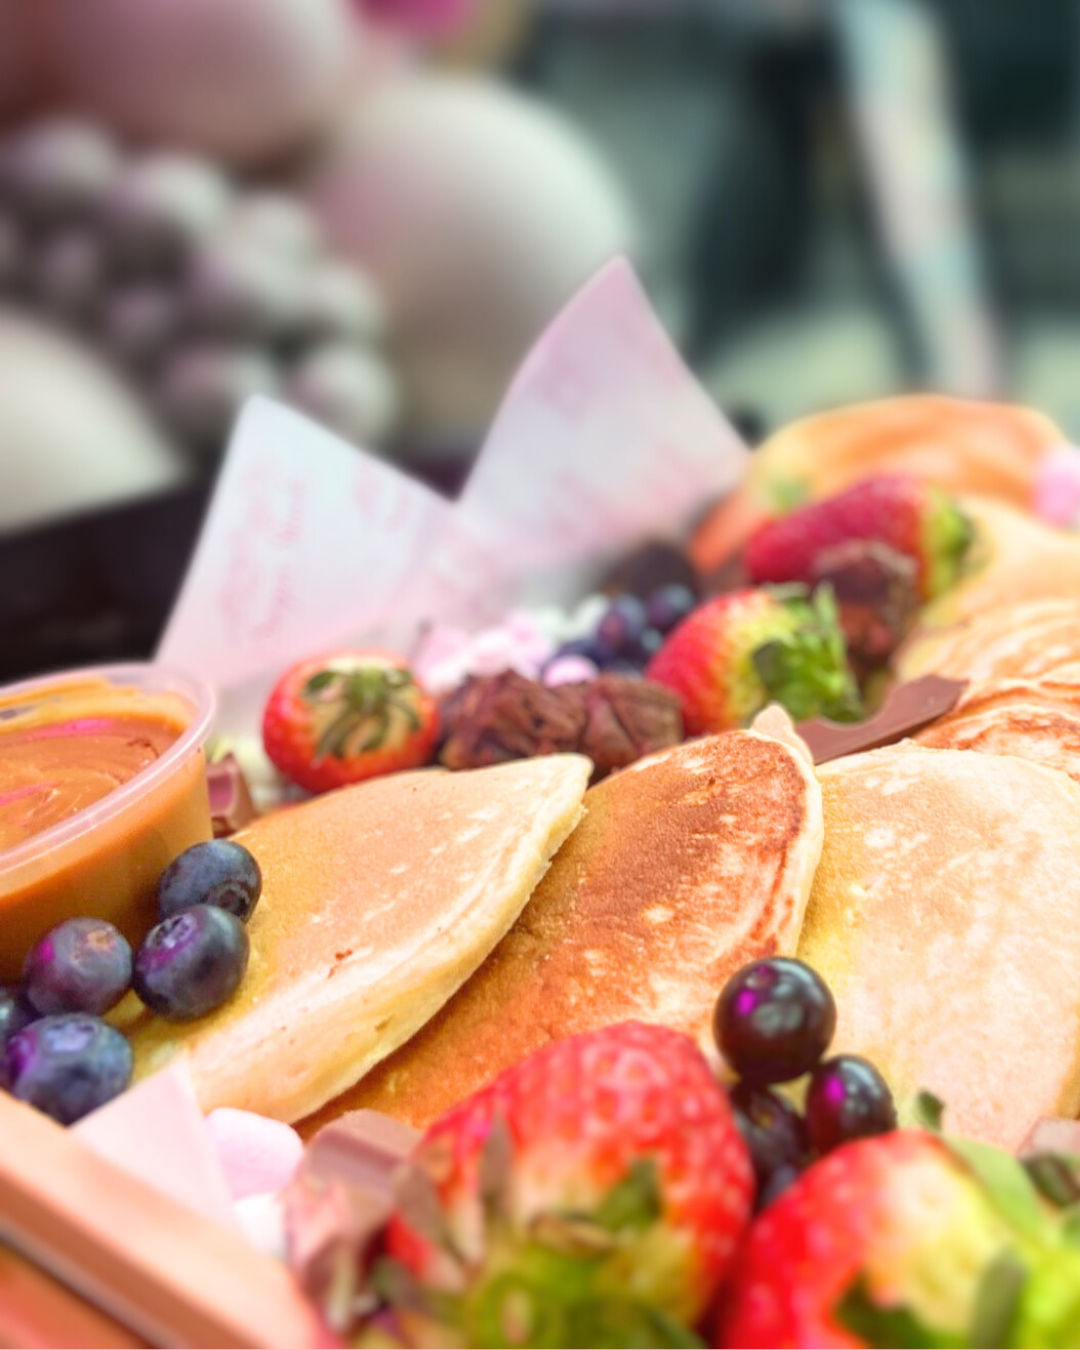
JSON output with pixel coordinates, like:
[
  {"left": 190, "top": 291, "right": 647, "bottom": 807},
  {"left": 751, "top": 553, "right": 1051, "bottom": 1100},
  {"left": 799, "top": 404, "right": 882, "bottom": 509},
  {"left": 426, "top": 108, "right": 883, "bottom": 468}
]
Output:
[
  {"left": 34, "top": 0, "right": 364, "bottom": 167},
  {"left": 0, "top": 118, "right": 120, "bottom": 226},
  {"left": 299, "top": 73, "right": 635, "bottom": 448},
  {"left": 0, "top": 307, "right": 188, "bottom": 533},
  {"left": 358, "top": 0, "right": 476, "bottom": 36},
  {"left": 284, "top": 341, "right": 400, "bottom": 448},
  {"left": 153, "top": 344, "right": 278, "bottom": 450},
  {"left": 0, "top": 2, "right": 40, "bottom": 122}
]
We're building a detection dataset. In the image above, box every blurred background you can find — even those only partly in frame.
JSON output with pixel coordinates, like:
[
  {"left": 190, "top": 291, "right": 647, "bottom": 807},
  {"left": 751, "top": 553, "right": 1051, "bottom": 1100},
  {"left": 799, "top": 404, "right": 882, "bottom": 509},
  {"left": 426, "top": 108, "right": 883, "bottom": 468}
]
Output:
[{"left": 1, "top": 0, "right": 1078, "bottom": 678}]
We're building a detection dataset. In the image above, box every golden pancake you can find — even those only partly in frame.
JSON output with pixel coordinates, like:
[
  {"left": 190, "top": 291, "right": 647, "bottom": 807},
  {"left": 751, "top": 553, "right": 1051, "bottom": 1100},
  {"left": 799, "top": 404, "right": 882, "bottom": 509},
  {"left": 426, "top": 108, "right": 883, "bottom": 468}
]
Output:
[
  {"left": 896, "top": 499, "right": 1080, "bottom": 681},
  {"left": 915, "top": 703, "right": 1080, "bottom": 788},
  {"left": 305, "top": 718, "right": 823, "bottom": 1132},
  {"left": 896, "top": 597, "right": 1080, "bottom": 684},
  {"left": 797, "top": 745, "right": 1080, "bottom": 1150},
  {"left": 948, "top": 663, "right": 1080, "bottom": 721},
  {"left": 122, "top": 755, "right": 591, "bottom": 1122}
]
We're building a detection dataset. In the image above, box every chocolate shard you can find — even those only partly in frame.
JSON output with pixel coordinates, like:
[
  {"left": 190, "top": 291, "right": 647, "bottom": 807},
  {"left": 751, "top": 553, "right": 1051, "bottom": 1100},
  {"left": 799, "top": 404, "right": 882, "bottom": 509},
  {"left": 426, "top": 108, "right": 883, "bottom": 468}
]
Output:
[
  {"left": 796, "top": 675, "right": 968, "bottom": 765},
  {"left": 1017, "top": 1117, "right": 1080, "bottom": 1161},
  {"left": 602, "top": 540, "right": 700, "bottom": 600},
  {"left": 207, "top": 753, "right": 258, "bottom": 837}
]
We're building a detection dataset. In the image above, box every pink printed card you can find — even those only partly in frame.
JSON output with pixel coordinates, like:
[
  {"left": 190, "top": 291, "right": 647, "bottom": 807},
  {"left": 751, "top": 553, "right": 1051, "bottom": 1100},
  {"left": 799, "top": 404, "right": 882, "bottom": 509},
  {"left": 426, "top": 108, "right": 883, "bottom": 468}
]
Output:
[{"left": 156, "top": 259, "right": 749, "bottom": 721}]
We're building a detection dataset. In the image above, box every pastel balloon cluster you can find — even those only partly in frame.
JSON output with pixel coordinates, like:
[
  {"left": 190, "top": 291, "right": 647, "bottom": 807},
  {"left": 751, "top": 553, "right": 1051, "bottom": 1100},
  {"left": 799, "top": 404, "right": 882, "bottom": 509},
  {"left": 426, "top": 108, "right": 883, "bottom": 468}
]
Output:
[{"left": 412, "top": 597, "right": 608, "bottom": 695}]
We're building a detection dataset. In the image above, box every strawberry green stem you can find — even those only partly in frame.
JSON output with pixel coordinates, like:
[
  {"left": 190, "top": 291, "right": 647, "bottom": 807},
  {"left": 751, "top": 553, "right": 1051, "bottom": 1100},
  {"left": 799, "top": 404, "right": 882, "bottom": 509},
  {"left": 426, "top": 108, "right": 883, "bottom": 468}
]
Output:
[{"left": 751, "top": 586, "right": 863, "bottom": 723}]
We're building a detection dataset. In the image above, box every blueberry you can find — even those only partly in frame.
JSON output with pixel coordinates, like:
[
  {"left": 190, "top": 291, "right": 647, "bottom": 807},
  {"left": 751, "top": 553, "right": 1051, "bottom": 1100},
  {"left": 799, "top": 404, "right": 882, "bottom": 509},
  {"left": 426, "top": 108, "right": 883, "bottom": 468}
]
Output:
[
  {"left": 805, "top": 1055, "right": 897, "bottom": 1155},
  {"left": 714, "top": 958, "right": 836, "bottom": 1084},
  {"left": 645, "top": 584, "right": 696, "bottom": 635},
  {"left": 730, "top": 1081, "right": 808, "bottom": 1200},
  {"left": 1, "top": 1015, "right": 132, "bottom": 1124},
  {"left": 549, "top": 636, "right": 606, "bottom": 668},
  {"left": 757, "top": 1162, "right": 803, "bottom": 1211},
  {"left": 22, "top": 918, "right": 132, "bottom": 1017},
  {"left": 0, "top": 986, "right": 36, "bottom": 1045},
  {"left": 626, "top": 627, "right": 663, "bottom": 665},
  {"left": 594, "top": 595, "right": 647, "bottom": 660},
  {"left": 134, "top": 905, "right": 249, "bottom": 1021},
  {"left": 156, "top": 839, "right": 262, "bottom": 923}
]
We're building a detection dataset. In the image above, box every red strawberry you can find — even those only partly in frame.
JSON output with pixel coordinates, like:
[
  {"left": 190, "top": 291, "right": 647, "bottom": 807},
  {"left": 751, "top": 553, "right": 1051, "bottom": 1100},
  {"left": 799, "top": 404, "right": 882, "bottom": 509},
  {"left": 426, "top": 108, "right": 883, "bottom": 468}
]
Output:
[
  {"left": 645, "top": 586, "right": 862, "bottom": 735},
  {"left": 717, "top": 1130, "right": 1080, "bottom": 1350},
  {"left": 379, "top": 1022, "right": 753, "bottom": 1347},
  {"left": 262, "top": 650, "right": 439, "bottom": 794},
  {"left": 744, "top": 475, "right": 973, "bottom": 601}
]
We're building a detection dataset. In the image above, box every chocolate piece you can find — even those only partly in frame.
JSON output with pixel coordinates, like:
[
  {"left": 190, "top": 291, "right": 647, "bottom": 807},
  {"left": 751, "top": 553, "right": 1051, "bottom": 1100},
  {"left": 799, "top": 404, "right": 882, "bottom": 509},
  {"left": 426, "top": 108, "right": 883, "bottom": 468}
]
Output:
[
  {"left": 439, "top": 671, "right": 582, "bottom": 768},
  {"left": 701, "top": 552, "right": 750, "bottom": 599},
  {"left": 1017, "top": 1117, "right": 1080, "bottom": 1161},
  {"left": 284, "top": 1111, "right": 420, "bottom": 1333},
  {"left": 602, "top": 540, "right": 700, "bottom": 600},
  {"left": 811, "top": 541, "right": 921, "bottom": 676},
  {"left": 206, "top": 753, "right": 258, "bottom": 837},
  {"left": 439, "top": 670, "right": 683, "bottom": 782},
  {"left": 578, "top": 674, "right": 684, "bottom": 780},
  {"left": 796, "top": 675, "right": 968, "bottom": 764}
]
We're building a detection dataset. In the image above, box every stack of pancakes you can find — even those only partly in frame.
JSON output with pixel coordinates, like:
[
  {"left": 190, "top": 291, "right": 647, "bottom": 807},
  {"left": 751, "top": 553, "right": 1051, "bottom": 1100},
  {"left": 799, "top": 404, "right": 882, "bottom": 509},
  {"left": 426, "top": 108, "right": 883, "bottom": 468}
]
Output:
[
  {"left": 799, "top": 545, "right": 1080, "bottom": 1149},
  {"left": 127, "top": 716, "right": 826, "bottom": 1131},
  {"left": 126, "top": 505, "right": 1080, "bottom": 1152},
  {"left": 798, "top": 744, "right": 1080, "bottom": 1150}
]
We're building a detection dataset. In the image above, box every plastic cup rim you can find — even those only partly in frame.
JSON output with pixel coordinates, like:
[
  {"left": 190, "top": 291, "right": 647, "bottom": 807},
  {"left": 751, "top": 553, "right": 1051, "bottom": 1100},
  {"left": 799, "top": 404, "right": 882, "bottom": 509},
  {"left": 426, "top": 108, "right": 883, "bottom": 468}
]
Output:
[{"left": 0, "top": 662, "right": 216, "bottom": 879}]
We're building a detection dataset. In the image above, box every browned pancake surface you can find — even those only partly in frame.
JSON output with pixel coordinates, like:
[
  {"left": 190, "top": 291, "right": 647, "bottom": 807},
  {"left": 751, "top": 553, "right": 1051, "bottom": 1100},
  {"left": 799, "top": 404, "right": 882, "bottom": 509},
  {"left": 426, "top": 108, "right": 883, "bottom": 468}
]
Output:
[
  {"left": 303, "top": 729, "right": 821, "bottom": 1133},
  {"left": 916, "top": 704, "right": 1080, "bottom": 786},
  {"left": 124, "top": 755, "right": 591, "bottom": 1121},
  {"left": 799, "top": 746, "right": 1080, "bottom": 1149}
]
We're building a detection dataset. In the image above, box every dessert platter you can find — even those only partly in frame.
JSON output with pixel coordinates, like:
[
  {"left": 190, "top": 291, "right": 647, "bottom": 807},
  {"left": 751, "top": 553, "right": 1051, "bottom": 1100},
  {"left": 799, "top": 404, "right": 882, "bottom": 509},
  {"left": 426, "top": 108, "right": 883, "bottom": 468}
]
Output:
[{"left": 7, "top": 265, "right": 1080, "bottom": 1349}]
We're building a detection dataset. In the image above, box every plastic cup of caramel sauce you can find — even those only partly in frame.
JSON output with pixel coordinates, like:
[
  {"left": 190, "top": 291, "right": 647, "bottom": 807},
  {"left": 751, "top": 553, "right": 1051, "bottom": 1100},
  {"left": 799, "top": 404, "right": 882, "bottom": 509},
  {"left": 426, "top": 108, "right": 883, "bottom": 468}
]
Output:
[{"left": 0, "top": 664, "right": 215, "bottom": 981}]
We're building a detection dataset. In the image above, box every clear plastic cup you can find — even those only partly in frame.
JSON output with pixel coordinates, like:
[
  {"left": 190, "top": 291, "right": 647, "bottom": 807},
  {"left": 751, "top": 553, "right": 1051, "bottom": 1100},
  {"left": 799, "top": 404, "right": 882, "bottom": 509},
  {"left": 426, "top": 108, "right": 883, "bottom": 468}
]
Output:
[{"left": 0, "top": 663, "right": 215, "bottom": 980}]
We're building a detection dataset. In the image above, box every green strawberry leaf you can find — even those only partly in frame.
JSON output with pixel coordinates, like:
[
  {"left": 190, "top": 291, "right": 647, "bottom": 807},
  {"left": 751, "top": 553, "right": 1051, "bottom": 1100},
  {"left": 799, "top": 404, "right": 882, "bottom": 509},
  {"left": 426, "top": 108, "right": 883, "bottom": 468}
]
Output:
[
  {"left": 359, "top": 708, "right": 391, "bottom": 753},
  {"left": 913, "top": 1090, "right": 946, "bottom": 1134},
  {"left": 969, "top": 1251, "right": 1026, "bottom": 1348},
  {"left": 303, "top": 664, "right": 423, "bottom": 761},
  {"left": 593, "top": 1159, "right": 662, "bottom": 1235},
  {"left": 567, "top": 1299, "right": 704, "bottom": 1348},
  {"left": 474, "top": 1270, "right": 570, "bottom": 1348},
  {"left": 1023, "top": 1154, "right": 1080, "bottom": 1210},
  {"left": 369, "top": 1256, "right": 438, "bottom": 1318},
  {"left": 314, "top": 707, "right": 360, "bottom": 761},
  {"left": 836, "top": 1276, "right": 966, "bottom": 1348},
  {"left": 1062, "top": 1208, "right": 1080, "bottom": 1248},
  {"left": 751, "top": 584, "right": 864, "bottom": 723},
  {"left": 768, "top": 479, "right": 810, "bottom": 515},
  {"left": 1016, "top": 1247, "right": 1080, "bottom": 1346},
  {"left": 641, "top": 1308, "right": 706, "bottom": 1349},
  {"left": 924, "top": 494, "right": 975, "bottom": 597},
  {"left": 303, "top": 669, "right": 337, "bottom": 696},
  {"left": 944, "top": 1137, "right": 1048, "bottom": 1244}
]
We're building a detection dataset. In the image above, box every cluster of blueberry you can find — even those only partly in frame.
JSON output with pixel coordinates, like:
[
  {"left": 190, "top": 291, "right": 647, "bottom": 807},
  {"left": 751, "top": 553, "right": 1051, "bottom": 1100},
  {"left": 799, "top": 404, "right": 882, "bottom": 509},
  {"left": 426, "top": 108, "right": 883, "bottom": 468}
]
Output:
[
  {"left": 548, "top": 584, "right": 697, "bottom": 680},
  {"left": 0, "top": 839, "right": 261, "bottom": 1125},
  {"left": 714, "top": 958, "right": 898, "bottom": 1209}
]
